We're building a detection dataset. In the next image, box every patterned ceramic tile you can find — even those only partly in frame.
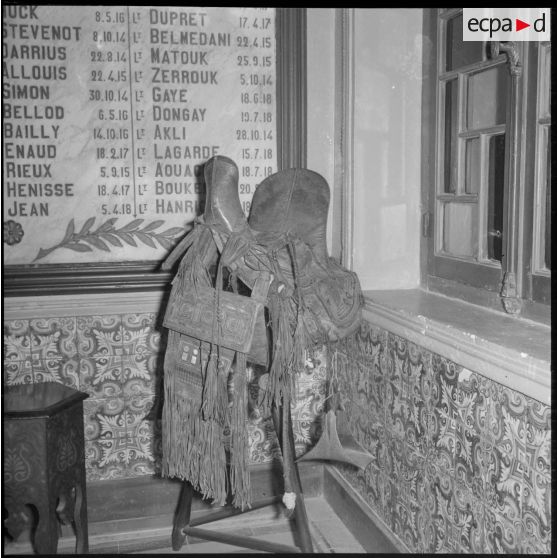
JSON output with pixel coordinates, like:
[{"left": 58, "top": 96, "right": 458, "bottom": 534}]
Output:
[
  {"left": 332, "top": 351, "right": 352, "bottom": 404},
  {"left": 340, "top": 463, "right": 389, "bottom": 526},
  {"left": 354, "top": 359, "right": 373, "bottom": 411},
  {"left": 435, "top": 500, "right": 481, "bottom": 553},
  {"left": 31, "top": 356, "right": 80, "bottom": 388},
  {"left": 3, "top": 359, "right": 34, "bottom": 385},
  {"left": 379, "top": 474, "right": 397, "bottom": 533},
  {"left": 520, "top": 506, "right": 552, "bottom": 554},
  {"left": 29, "top": 316, "right": 77, "bottom": 358},
  {"left": 3, "top": 319, "right": 30, "bottom": 338},
  {"left": 353, "top": 322, "right": 382, "bottom": 368},
  {"left": 432, "top": 474, "right": 466, "bottom": 553},
  {"left": 384, "top": 431, "right": 407, "bottom": 485},
  {"left": 342, "top": 328, "right": 360, "bottom": 360},
  {"left": 3, "top": 320, "right": 33, "bottom": 385},
  {"left": 493, "top": 413, "right": 526, "bottom": 523},
  {"left": 80, "top": 357, "right": 126, "bottom": 403},
  {"left": 403, "top": 347, "right": 426, "bottom": 449},
  {"left": 121, "top": 312, "right": 160, "bottom": 379},
  {"left": 414, "top": 474, "right": 439, "bottom": 553},
  {"left": 391, "top": 449, "right": 423, "bottom": 550},
  {"left": 293, "top": 377, "right": 326, "bottom": 416},
  {"left": 124, "top": 396, "right": 156, "bottom": 476},
  {"left": 432, "top": 372, "right": 459, "bottom": 477},
  {"left": 483, "top": 507, "right": 524, "bottom": 553},
  {"left": 76, "top": 314, "right": 121, "bottom": 354},
  {"left": 453, "top": 376, "right": 483, "bottom": 494},
  {"left": 520, "top": 398, "right": 552, "bottom": 554},
  {"left": 83, "top": 398, "right": 126, "bottom": 481},
  {"left": 96, "top": 409, "right": 133, "bottom": 466},
  {"left": 522, "top": 457, "right": 551, "bottom": 531},
  {"left": 523, "top": 397, "right": 551, "bottom": 475},
  {"left": 393, "top": 492, "right": 419, "bottom": 550},
  {"left": 248, "top": 415, "right": 280, "bottom": 464},
  {"left": 3, "top": 320, "right": 32, "bottom": 354}
]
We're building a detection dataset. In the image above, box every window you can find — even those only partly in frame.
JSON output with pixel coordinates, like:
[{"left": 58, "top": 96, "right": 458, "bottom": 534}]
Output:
[
  {"left": 423, "top": 9, "right": 552, "bottom": 322},
  {"left": 530, "top": 41, "right": 552, "bottom": 304}
]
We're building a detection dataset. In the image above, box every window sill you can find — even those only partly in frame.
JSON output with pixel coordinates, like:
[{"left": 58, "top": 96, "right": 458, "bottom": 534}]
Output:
[{"left": 363, "top": 289, "right": 551, "bottom": 405}]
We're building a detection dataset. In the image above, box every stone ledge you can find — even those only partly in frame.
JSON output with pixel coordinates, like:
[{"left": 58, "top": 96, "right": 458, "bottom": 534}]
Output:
[{"left": 363, "top": 289, "right": 551, "bottom": 405}]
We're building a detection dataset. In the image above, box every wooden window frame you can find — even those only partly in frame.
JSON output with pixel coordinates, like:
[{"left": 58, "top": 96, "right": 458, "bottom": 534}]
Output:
[
  {"left": 422, "top": 9, "right": 552, "bottom": 324},
  {"left": 521, "top": 40, "right": 552, "bottom": 308}
]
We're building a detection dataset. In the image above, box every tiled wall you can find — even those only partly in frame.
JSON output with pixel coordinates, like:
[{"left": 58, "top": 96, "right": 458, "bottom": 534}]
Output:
[
  {"left": 334, "top": 321, "right": 552, "bottom": 554},
  {"left": 3, "top": 313, "right": 326, "bottom": 481},
  {"left": 4, "top": 312, "right": 551, "bottom": 553}
]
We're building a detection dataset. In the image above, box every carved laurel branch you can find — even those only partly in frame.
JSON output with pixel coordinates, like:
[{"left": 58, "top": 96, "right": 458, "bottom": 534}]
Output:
[{"left": 33, "top": 217, "right": 184, "bottom": 261}]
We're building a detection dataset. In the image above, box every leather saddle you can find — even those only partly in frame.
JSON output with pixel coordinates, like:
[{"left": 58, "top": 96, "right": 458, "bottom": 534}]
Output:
[{"left": 161, "top": 156, "right": 369, "bottom": 511}]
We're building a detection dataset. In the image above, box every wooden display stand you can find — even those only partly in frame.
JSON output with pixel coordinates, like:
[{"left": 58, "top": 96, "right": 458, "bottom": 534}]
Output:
[
  {"left": 171, "top": 403, "right": 314, "bottom": 553},
  {"left": 3, "top": 383, "right": 89, "bottom": 555}
]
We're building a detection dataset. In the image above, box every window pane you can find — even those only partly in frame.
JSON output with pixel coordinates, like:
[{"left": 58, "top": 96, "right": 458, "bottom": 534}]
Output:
[
  {"left": 443, "top": 202, "right": 478, "bottom": 258},
  {"left": 540, "top": 44, "right": 551, "bottom": 117},
  {"left": 487, "top": 134, "right": 505, "bottom": 262},
  {"left": 443, "top": 79, "right": 458, "bottom": 193},
  {"left": 446, "top": 14, "right": 484, "bottom": 71},
  {"left": 544, "top": 129, "right": 552, "bottom": 270},
  {"left": 465, "top": 137, "right": 480, "bottom": 194},
  {"left": 467, "top": 65, "right": 509, "bottom": 130}
]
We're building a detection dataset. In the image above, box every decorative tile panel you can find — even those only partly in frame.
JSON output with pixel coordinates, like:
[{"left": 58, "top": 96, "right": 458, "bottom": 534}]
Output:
[
  {"left": 3, "top": 320, "right": 33, "bottom": 385},
  {"left": 3, "top": 308, "right": 550, "bottom": 553},
  {"left": 4, "top": 309, "right": 326, "bottom": 482}
]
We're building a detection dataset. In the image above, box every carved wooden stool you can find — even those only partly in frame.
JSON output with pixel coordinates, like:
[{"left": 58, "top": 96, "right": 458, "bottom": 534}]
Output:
[{"left": 3, "top": 383, "right": 89, "bottom": 554}]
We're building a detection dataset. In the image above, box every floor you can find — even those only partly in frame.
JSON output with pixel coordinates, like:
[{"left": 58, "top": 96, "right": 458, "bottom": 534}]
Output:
[{"left": 5, "top": 496, "right": 367, "bottom": 554}]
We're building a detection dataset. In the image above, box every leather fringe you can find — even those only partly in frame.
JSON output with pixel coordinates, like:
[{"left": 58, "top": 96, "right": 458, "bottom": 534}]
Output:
[
  {"left": 200, "top": 345, "right": 228, "bottom": 424},
  {"left": 229, "top": 351, "right": 251, "bottom": 510},
  {"left": 161, "top": 334, "right": 228, "bottom": 506}
]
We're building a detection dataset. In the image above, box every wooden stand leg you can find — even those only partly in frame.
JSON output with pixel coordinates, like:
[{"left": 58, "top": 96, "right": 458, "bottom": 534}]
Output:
[
  {"left": 172, "top": 480, "right": 193, "bottom": 551},
  {"left": 34, "top": 501, "right": 59, "bottom": 555},
  {"left": 286, "top": 406, "right": 314, "bottom": 553},
  {"left": 273, "top": 403, "right": 314, "bottom": 553},
  {"left": 169, "top": 404, "right": 314, "bottom": 553},
  {"left": 74, "top": 482, "right": 89, "bottom": 554}
]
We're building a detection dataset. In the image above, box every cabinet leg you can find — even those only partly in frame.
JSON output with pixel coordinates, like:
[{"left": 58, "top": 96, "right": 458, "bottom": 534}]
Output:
[
  {"left": 172, "top": 480, "right": 193, "bottom": 551},
  {"left": 34, "top": 502, "right": 59, "bottom": 555},
  {"left": 74, "top": 483, "right": 89, "bottom": 554}
]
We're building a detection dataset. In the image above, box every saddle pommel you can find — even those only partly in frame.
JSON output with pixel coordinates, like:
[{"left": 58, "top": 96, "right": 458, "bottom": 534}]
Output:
[{"left": 203, "top": 155, "right": 246, "bottom": 233}]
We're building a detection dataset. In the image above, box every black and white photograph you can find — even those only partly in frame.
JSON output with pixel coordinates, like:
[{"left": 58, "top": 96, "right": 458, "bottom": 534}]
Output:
[{"left": 2, "top": 6, "right": 554, "bottom": 555}]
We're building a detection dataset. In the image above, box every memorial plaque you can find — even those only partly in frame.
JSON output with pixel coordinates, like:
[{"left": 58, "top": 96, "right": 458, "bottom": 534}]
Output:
[{"left": 3, "top": 6, "right": 277, "bottom": 265}]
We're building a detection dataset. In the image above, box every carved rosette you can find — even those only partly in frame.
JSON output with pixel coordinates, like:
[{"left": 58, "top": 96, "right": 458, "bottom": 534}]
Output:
[
  {"left": 500, "top": 271, "right": 522, "bottom": 314},
  {"left": 490, "top": 41, "right": 522, "bottom": 76}
]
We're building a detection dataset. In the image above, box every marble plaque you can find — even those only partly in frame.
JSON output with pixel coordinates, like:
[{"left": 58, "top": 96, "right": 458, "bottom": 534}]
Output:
[{"left": 3, "top": 6, "right": 277, "bottom": 264}]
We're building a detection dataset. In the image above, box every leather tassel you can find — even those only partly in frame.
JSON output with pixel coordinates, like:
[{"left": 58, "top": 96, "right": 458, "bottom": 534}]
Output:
[
  {"left": 229, "top": 351, "right": 251, "bottom": 510},
  {"left": 201, "top": 345, "right": 228, "bottom": 424}
]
